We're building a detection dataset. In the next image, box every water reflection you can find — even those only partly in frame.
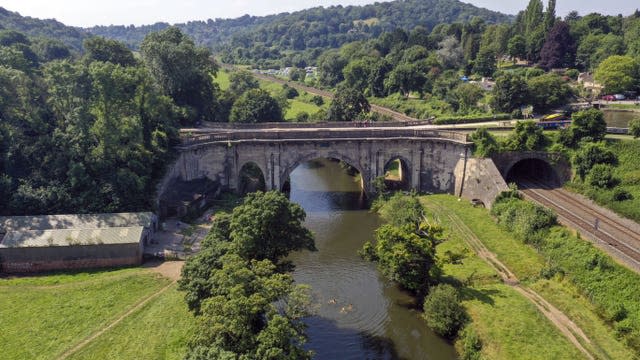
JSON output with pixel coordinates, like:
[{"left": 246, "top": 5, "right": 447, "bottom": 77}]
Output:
[
  {"left": 603, "top": 110, "right": 638, "bottom": 128},
  {"left": 287, "top": 158, "right": 456, "bottom": 360}
]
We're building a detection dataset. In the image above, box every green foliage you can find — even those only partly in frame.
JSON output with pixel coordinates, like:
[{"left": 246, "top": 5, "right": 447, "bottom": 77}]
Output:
[
  {"left": 449, "top": 83, "right": 484, "bottom": 114},
  {"left": 362, "top": 194, "right": 442, "bottom": 296},
  {"left": 629, "top": 117, "right": 640, "bottom": 139},
  {"left": 310, "top": 95, "right": 324, "bottom": 106},
  {"left": 594, "top": 55, "right": 639, "bottom": 94},
  {"left": 377, "top": 192, "right": 423, "bottom": 228},
  {"left": 526, "top": 73, "right": 571, "bottom": 112},
  {"left": 456, "top": 326, "right": 483, "bottom": 360},
  {"left": 491, "top": 198, "right": 557, "bottom": 245},
  {"left": 228, "top": 70, "right": 260, "bottom": 97},
  {"left": 229, "top": 191, "right": 316, "bottom": 264},
  {"left": 84, "top": 36, "right": 137, "bottom": 67},
  {"left": 140, "top": 27, "right": 218, "bottom": 124},
  {"left": 422, "top": 284, "right": 468, "bottom": 338},
  {"left": 327, "top": 84, "right": 370, "bottom": 121},
  {"left": 433, "top": 113, "right": 511, "bottom": 125},
  {"left": 570, "top": 108, "right": 607, "bottom": 144},
  {"left": 179, "top": 191, "right": 315, "bottom": 359},
  {"left": 469, "top": 127, "right": 499, "bottom": 157},
  {"left": 572, "top": 142, "right": 617, "bottom": 180},
  {"left": 0, "top": 30, "right": 178, "bottom": 215},
  {"left": 586, "top": 164, "right": 618, "bottom": 189},
  {"left": 230, "top": 88, "right": 284, "bottom": 123},
  {"left": 281, "top": 84, "right": 299, "bottom": 99},
  {"left": 504, "top": 121, "right": 547, "bottom": 151},
  {"left": 362, "top": 223, "right": 440, "bottom": 296},
  {"left": 491, "top": 73, "right": 528, "bottom": 112}
]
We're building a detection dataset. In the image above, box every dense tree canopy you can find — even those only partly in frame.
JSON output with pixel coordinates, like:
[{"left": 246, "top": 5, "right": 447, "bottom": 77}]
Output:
[
  {"left": 0, "top": 31, "right": 178, "bottom": 215},
  {"left": 327, "top": 84, "right": 370, "bottom": 121},
  {"left": 230, "top": 88, "right": 284, "bottom": 123},
  {"left": 594, "top": 55, "right": 639, "bottom": 94},
  {"left": 141, "top": 27, "right": 219, "bottom": 124}
]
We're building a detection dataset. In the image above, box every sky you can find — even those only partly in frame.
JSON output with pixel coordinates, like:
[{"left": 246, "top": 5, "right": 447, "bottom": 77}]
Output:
[{"left": 1, "top": 0, "right": 638, "bottom": 28}]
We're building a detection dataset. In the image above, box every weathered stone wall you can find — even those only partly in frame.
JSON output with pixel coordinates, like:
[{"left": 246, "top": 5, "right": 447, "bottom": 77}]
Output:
[
  {"left": 454, "top": 157, "right": 509, "bottom": 208},
  {"left": 0, "top": 243, "right": 142, "bottom": 273},
  {"left": 164, "top": 138, "right": 471, "bottom": 196}
]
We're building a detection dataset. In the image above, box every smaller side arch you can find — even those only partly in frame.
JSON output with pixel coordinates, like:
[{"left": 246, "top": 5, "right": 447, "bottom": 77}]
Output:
[
  {"left": 238, "top": 162, "right": 267, "bottom": 194},
  {"left": 383, "top": 156, "right": 412, "bottom": 191}
]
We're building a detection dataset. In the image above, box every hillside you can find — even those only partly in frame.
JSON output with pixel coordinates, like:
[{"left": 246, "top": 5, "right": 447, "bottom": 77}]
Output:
[
  {"left": 0, "top": 7, "right": 87, "bottom": 51},
  {"left": 87, "top": 0, "right": 512, "bottom": 55}
]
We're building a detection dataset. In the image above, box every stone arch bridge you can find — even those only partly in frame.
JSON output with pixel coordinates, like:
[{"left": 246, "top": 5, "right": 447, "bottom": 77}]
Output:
[{"left": 159, "top": 126, "right": 473, "bottom": 197}]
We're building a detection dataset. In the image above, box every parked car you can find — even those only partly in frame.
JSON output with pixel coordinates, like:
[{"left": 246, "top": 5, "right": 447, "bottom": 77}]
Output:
[
  {"left": 601, "top": 95, "right": 616, "bottom": 101},
  {"left": 614, "top": 94, "right": 626, "bottom": 100}
]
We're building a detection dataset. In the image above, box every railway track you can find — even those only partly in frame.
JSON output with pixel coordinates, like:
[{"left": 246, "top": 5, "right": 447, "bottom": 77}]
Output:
[{"left": 519, "top": 181, "right": 640, "bottom": 269}]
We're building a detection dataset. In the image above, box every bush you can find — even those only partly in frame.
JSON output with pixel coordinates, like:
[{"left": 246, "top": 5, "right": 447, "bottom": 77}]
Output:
[
  {"left": 469, "top": 127, "right": 499, "bottom": 157},
  {"left": 422, "top": 284, "right": 468, "bottom": 338},
  {"left": 433, "top": 113, "right": 510, "bottom": 125},
  {"left": 295, "top": 111, "right": 310, "bottom": 122},
  {"left": 491, "top": 198, "right": 556, "bottom": 244},
  {"left": 612, "top": 188, "right": 633, "bottom": 201},
  {"left": 586, "top": 164, "right": 618, "bottom": 189},
  {"left": 572, "top": 142, "right": 618, "bottom": 180},
  {"left": 456, "top": 326, "right": 482, "bottom": 360},
  {"left": 629, "top": 118, "right": 640, "bottom": 139},
  {"left": 281, "top": 84, "right": 299, "bottom": 99},
  {"left": 310, "top": 95, "right": 324, "bottom": 106}
]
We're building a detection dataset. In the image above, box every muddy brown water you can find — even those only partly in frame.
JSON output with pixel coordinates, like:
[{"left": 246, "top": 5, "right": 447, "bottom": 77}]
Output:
[
  {"left": 287, "top": 158, "right": 456, "bottom": 360},
  {"left": 603, "top": 110, "right": 639, "bottom": 128}
]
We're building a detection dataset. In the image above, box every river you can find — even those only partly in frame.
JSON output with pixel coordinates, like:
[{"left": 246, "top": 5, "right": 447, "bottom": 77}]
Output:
[
  {"left": 603, "top": 110, "right": 639, "bottom": 128},
  {"left": 287, "top": 158, "right": 456, "bottom": 360}
]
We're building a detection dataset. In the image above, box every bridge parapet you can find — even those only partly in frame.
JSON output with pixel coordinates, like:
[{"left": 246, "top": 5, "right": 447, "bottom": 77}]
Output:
[{"left": 179, "top": 128, "right": 469, "bottom": 148}]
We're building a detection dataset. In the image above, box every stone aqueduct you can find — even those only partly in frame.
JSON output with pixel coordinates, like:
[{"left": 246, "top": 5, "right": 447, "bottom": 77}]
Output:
[{"left": 159, "top": 124, "right": 569, "bottom": 208}]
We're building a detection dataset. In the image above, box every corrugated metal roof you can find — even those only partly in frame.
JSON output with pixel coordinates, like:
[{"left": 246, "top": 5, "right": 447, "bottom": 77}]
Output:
[
  {"left": 0, "top": 226, "right": 144, "bottom": 248},
  {"left": 0, "top": 212, "right": 154, "bottom": 233}
]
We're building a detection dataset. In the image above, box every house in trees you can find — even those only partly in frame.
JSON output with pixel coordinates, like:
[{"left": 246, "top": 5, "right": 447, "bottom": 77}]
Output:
[
  {"left": 0, "top": 212, "right": 157, "bottom": 273},
  {"left": 578, "top": 72, "right": 604, "bottom": 93}
]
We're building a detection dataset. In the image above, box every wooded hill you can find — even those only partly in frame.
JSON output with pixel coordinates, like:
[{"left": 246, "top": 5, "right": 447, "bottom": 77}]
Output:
[
  {"left": 0, "top": 7, "right": 87, "bottom": 51},
  {"left": 86, "top": 0, "right": 512, "bottom": 55}
]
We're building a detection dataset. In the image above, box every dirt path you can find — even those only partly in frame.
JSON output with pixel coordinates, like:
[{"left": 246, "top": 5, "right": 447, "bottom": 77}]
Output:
[
  {"left": 56, "top": 262, "right": 183, "bottom": 359},
  {"left": 430, "top": 203, "right": 595, "bottom": 360}
]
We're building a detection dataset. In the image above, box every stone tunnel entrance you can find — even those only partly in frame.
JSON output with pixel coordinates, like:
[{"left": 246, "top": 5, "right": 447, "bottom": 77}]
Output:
[{"left": 505, "top": 158, "right": 561, "bottom": 189}]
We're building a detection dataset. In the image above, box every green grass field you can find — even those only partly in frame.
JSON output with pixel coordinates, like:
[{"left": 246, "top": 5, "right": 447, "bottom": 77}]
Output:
[
  {"left": 0, "top": 267, "right": 194, "bottom": 360},
  {"left": 423, "top": 195, "right": 637, "bottom": 359},
  {"left": 214, "top": 70, "right": 327, "bottom": 121}
]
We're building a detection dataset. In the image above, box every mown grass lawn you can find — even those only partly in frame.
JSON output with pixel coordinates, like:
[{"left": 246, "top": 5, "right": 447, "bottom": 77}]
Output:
[
  {"left": 68, "top": 284, "right": 194, "bottom": 360},
  {"left": 424, "top": 195, "right": 637, "bottom": 359},
  {"left": 0, "top": 267, "right": 192, "bottom": 360}
]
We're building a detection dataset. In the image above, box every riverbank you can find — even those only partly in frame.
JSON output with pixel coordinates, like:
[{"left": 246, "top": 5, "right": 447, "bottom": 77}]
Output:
[{"left": 424, "top": 195, "right": 637, "bottom": 359}]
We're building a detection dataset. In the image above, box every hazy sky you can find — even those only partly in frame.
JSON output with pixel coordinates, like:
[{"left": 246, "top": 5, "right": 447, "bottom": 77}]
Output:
[{"left": 1, "top": 0, "right": 638, "bottom": 27}]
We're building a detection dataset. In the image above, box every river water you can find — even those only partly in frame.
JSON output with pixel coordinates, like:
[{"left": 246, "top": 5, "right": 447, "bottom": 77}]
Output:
[
  {"left": 287, "top": 158, "right": 456, "bottom": 360},
  {"left": 603, "top": 110, "right": 638, "bottom": 128}
]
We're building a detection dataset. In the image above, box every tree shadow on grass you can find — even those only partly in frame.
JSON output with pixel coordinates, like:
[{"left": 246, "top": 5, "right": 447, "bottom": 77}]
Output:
[{"left": 459, "top": 286, "right": 502, "bottom": 306}]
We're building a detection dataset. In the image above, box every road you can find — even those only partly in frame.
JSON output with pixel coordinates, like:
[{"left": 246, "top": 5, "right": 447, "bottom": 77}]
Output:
[{"left": 520, "top": 180, "right": 640, "bottom": 272}]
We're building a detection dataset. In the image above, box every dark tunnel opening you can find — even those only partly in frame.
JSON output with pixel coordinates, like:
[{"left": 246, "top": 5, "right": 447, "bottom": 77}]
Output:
[{"left": 505, "top": 159, "right": 561, "bottom": 189}]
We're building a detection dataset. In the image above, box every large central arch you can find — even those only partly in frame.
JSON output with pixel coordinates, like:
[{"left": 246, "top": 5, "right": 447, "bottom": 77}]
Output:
[{"left": 280, "top": 151, "right": 367, "bottom": 193}]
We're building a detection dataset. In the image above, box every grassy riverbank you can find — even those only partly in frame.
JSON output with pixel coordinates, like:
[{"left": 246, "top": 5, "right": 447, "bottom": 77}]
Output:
[
  {"left": 424, "top": 195, "right": 637, "bottom": 359},
  {"left": 0, "top": 267, "right": 194, "bottom": 360}
]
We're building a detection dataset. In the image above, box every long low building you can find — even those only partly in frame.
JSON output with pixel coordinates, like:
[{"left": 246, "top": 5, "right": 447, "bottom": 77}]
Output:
[{"left": 0, "top": 212, "right": 157, "bottom": 273}]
